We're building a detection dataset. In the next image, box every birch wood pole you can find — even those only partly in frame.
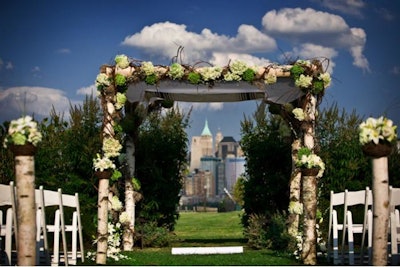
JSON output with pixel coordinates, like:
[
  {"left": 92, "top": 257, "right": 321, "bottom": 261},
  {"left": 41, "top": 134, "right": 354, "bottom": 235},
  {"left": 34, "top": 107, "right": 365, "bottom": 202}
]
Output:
[
  {"left": 288, "top": 138, "right": 302, "bottom": 238},
  {"left": 12, "top": 145, "right": 37, "bottom": 266},
  {"left": 123, "top": 137, "right": 136, "bottom": 251},
  {"left": 301, "top": 95, "right": 318, "bottom": 265},
  {"left": 371, "top": 156, "right": 389, "bottom": 266}
]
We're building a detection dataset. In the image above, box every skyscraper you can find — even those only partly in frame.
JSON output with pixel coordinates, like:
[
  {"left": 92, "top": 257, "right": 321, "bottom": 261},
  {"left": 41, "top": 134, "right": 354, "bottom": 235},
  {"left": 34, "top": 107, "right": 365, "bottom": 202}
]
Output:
[{"left": 189, "top": 119, "right": 213, "bottom": 172}]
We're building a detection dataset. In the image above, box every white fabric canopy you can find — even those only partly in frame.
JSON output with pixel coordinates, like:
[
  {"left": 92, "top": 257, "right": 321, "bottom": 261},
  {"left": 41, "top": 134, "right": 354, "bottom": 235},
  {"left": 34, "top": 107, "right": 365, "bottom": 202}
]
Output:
[{"left": 126, "top": 78, "right": 304, "bottom": 104}]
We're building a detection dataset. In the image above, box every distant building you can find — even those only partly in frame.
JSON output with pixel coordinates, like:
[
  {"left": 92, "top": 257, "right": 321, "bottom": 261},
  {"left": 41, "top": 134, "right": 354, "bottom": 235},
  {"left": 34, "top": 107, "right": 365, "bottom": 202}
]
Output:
[
  {"left": 225, "top": 156, "right": 246, "bottom": 191},
  {"left": 184, "top": 120, "right": 246, "bottom": 202},
  {"left": 189, "top": 120, "right": 213, "bottom": 172}
]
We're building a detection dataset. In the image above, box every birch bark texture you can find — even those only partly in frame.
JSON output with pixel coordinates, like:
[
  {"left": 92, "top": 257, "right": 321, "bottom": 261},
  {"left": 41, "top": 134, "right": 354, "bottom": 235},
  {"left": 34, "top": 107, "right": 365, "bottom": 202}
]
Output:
[{"left": 14, "top": 153, "right": 37, "bottom": 266}]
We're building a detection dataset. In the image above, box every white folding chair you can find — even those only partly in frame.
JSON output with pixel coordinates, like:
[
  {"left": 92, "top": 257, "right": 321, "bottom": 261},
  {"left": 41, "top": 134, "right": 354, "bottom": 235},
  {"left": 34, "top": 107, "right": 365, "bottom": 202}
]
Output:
[
  {"left": 37, "top": 186, "right": 69, "bottom": 266},
  {"left": 60, "top": 191, "right": 84, "bottom": 265},
  {"left": 389, "top": 186, "right": 400, "bottom": 265},
  {"left": 342, "top": 187, "right": 373, "bottom": 265},
  {"left": 0, "top": 182, "right": 17, "bottom": 265},
  {"left": 327, "top": 190, "right": 345, "bottom": 265}
]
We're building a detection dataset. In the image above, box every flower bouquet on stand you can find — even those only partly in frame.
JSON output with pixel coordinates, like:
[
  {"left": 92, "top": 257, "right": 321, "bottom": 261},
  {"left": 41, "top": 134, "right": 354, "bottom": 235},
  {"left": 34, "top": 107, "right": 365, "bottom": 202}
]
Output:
[
  {"left": 295, "top": 147, "right": 325, "bottom": 177},
  {"left": 359, "top": 116, "right": 397, "bottom": 158}
]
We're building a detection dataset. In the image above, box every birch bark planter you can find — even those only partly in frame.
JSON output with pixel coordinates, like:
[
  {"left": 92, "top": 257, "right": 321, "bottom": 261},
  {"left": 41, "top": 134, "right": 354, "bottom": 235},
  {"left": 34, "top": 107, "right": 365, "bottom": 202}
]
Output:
[
  {"left": 10, "top": 143, "right": 37, "bottom": 266},
  {"left": 301, "top": 167, "right": 319, "bottom": 177},
  {"left": 94, "top": 170, "right": 113, "bottom": 180},
  {"left": 362, "top": 142, "right": 392, "bottom": 158}
]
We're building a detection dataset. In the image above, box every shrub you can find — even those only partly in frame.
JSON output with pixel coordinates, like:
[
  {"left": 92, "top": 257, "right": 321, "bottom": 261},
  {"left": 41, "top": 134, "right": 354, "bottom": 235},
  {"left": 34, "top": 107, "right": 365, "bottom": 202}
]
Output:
[
  {"left": 244, "top": 213, "right": 269, "bottom": 249},
  {"left": 134, "top": 221, "right": 175, "bottom": 248}
]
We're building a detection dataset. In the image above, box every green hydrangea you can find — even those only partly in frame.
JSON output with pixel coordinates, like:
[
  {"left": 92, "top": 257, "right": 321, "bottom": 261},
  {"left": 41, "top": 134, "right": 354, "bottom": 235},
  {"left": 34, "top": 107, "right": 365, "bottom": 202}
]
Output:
[
  {"left": 115, "top": 92, "right": 127, "bottom": 110},
  {"left": 242, "top": 68, "right": 255, "bottom": 82},
  {"left": 168, "top": 63, "right": 185, "bottom": 80},
  {"left": 188, "top": 72, "right": 201, "bottom": 84},
  {"left": 290, "top": 65, "right": 304, "bottom": 79},
  {"left": 115, "top": 74, "right": 126, "bottom": 87},
  {"left": 145, "top": 73, "right": 157, "bottom": 85},
  {"left": 312, "top": 80, "right": 324, "bottom": 94}
]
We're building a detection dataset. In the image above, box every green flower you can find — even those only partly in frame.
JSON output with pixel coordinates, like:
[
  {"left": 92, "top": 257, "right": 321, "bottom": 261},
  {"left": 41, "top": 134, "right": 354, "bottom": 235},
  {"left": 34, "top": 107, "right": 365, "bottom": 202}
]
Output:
[
  {"left": 290, "top": 65, "right": 304, "bottom": 79},
  {"left": 168, "top": 63, "right": 185, "bottom": 80},
  {"left": 312, "top": 80, "right": 324, "bottom": 94},
  {"left": 242, "top": 68, "right": 255, "bottom": 82},
  {"left": 145, "top": 73, "right": 158, "bottom": 85},
  {"left": 11, "top": 132, "right": 27, "bottom": 145},
  {"left": 188, "top": 72, "right": 201, "bottom": 84},
  {"left": 115, "top": 54, "right": 130, "bottom": 69},
  {"left": 3, "top": 115, "right": 42, "bottom": 148},
  {"left": 115, "top": 92, "right": 127, "bottom": 110},
  {"left": 115, "top": 74, "right": 126, "bottom": 87}
]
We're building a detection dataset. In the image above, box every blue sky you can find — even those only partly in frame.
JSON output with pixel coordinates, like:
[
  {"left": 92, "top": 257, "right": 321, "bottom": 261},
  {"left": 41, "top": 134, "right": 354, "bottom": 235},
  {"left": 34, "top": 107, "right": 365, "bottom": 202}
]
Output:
[{"left": 1, "top": 0, "right": 399, "bottom": 142}]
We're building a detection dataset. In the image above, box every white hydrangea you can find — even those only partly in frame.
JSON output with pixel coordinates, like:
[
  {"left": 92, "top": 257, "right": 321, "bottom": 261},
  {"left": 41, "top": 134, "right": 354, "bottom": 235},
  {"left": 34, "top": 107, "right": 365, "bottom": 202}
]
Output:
[
  {"left": 102, "top": 137, "right": 122, "bottom": 158},
  {"left": 229, "top": 60, "right": 248, "bottom": 75},
  {"left": 111, "top": 196, "right": 123, "bottom": 211},
  {"left": 95, "top": 73, "right": 111, "bottom": 88},
  {"left": 295, "top": 74, "right": 313, "bottom": 88},
  {"left": 264, "top": 72, "right": 277, "bottom": 84},
  {"left": 319, "top": 72, "right": 331, "bottom": 88},
  {"left": 141, "top": 61, "right": 155, "bottom": 76},
  {"left": 297, "top": 154, "right": 325, "bottom": 178},
  {"left": 197, "top": 66, "right": 222, "bottom": 81},
  {"left": 115, "top": 92, "right": 127, "bottom": 110},
  {"left": 223, "top": 72, "right": 242, "bottom": 81},
  {"left": 292, "top": 108, "right": 305, "bottom": 121},
  {"left": 119, "top": 211, "right": 131, "bottom": 224},
  {"left": 115, "top": 54, "right": 130, "bottom": 69},
  {"left": 288, "top": 201, "right": 303, "bottom": 215}
]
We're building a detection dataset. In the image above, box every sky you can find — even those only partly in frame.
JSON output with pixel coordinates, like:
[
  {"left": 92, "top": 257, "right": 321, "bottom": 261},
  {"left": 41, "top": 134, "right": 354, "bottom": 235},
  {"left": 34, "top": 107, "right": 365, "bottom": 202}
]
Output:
[{"left": 1, "top": 0, "right": 400, "bottom": 143}]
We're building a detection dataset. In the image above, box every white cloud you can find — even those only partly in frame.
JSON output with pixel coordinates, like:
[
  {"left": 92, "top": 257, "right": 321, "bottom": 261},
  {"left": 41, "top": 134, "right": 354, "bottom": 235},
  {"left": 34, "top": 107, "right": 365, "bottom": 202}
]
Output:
[
  {"left": 77, "top": 84, "right": 97, "bottom": 96},
  {"left": 210, "top": 52, "right": 272, "bottom": 67},
  {"left": 5, "top": 62, "right": 13, "bottom": 70},
  {"left": 56, "top": 48, "right": 71, "bottom": 54},
  {"left": 290, "top": 43, "right": 338, "bottom": 73},
  {"left": 175, "top": 101, "right": 224, "bottom": 113},
  {"left": 317, "top": 0, "right": 365, "bottom": 17},
  {"left": 0, "top": 87, "right": 72, "bottom": 122},
  {"left": 262, "top": 8, "right": 369, "bottom": 72},
  {"left": 209, "top": 102, "right": 224, "bottom": 111},
  {"left": 122, "top": 21, "right": 276, "bottom": 64}
]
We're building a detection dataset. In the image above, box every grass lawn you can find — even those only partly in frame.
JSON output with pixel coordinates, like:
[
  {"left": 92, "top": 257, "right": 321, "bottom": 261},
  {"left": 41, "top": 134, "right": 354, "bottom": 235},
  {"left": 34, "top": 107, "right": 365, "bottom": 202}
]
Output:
[{"left": 85, "top": 211, "right": 301, "bottom": 265}]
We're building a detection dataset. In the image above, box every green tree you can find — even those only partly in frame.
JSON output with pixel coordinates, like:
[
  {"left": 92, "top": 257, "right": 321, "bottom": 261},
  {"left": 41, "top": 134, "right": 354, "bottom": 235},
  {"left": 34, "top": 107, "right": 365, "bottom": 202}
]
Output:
[
  {"left": 240, "top": 102, "right": 292, "bottom": 225},
  {"left": 135, "top": 107, "right": 190, "bottom": 231}
]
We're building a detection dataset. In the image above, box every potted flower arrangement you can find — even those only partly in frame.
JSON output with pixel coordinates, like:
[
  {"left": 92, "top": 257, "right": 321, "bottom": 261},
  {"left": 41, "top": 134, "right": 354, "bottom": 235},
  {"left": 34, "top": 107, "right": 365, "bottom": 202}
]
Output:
[
  {"left": 359, "top": 116, "right": 397, "bottom": 158},
  {"left": 3, "top": 115, "right": 42, "bottom": 156},
  {"left": 296, "top": 147, "right": 325, "bottom": 177},
  {"left": 93, "top": 153, "right": 116, "bottom": 179}
]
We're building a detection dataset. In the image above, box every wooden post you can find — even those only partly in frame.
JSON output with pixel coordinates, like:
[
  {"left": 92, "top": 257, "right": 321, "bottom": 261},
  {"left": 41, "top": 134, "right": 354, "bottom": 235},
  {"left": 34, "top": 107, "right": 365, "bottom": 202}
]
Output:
[
  {"left": 371, "top": 156, "right": 389, "bottom": 266},
  {"left": 12, "top": 144, "right": 37, "bottom": 266},
  {"left": 96, "top": 175, "right": 110, "bottom": 264}
]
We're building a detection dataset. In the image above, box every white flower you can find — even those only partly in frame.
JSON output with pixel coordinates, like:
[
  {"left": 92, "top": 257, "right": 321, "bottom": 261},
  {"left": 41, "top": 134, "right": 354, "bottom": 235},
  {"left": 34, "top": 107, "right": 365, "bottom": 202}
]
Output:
[
  {"left": 296, "top": 152, "right": 325, "bottom": 178},
  {"left": 115, "top": 54, "right": 130, "bottom": 69},
  {"left": 229, "top": 60, "right": 248, "bottom": 75},
  {"left": 223, "top": 72, "right": 241, "bottom": 81},
  {"left": 197, "top": 66, "right": 222, "bottom": 81},
  {"left": 292, "top": 108, "right": 305, "bottom": 121},
  {"left": 93, "top": 154, "right": 116, "bottom": 171},
  {"left": 288, "top": 201, "right": 303, "bottom": 215},
  {"left": 295, "top": 74, "right": 313, "bottom": 88},
  {"left": 95, "top": 73, "right": 111, "bottom": 88},
  {"left": 111, "top": 196, "right": 123, "bottom": 211},
  {"left": 102, "top": 137, "right": 122, "bottom": 158},
  {"left": 115, "top": 92, "right": 127, "bottom": 110},
  {"left": 264, "top": 72, "right": 277, "bottom": 84},
  {"left": 4, "top": 115, "right": 42, "bottom": 148},
  {"left": 319, "top": 72, "right": 331, "bottom": 88},
  {"left": 141, "top": 61, "right": 155, "bottom": 76},
  {"left": 168, "top": 63, "right": 185, "bottom": 80},
  {"left": 119, "top": 211, "right": 131, "bottom": 224},
  {"left": 359, "top": 116, "right": 397, "bottom": 145}
]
